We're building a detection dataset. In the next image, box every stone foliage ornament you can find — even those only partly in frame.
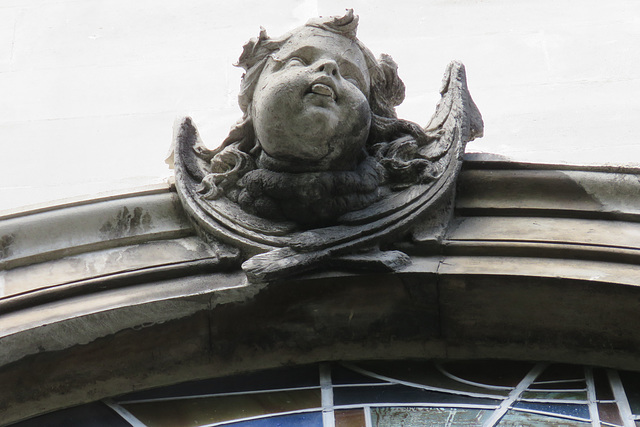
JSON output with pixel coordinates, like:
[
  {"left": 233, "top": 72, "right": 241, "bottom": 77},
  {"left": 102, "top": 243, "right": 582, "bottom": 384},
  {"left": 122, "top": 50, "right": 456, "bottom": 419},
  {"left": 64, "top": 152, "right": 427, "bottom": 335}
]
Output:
[{"left": 172, "top": 10, "right": 483, "bottom": 283}]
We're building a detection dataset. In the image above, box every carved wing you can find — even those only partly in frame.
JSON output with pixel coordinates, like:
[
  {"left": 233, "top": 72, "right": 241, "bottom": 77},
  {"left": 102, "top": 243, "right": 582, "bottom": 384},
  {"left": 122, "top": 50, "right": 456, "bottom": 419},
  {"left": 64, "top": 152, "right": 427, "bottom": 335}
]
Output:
[
  {"left": 173, "top": 118, "right": 278, "bottom": 254},
  {"left": 422, "top": 60, "right": 483, "bottom": 161},
  {"left": 172, "top": 117, "right": 215, "bottom": 185}
]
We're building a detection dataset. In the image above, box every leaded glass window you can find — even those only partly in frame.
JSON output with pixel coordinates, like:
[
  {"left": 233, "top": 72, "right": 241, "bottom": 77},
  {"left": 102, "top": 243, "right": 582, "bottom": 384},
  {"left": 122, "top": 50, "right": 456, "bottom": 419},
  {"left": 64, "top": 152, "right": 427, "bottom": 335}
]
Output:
[{"left": 12, "top": 361, "right": 640, "bottom": 426}]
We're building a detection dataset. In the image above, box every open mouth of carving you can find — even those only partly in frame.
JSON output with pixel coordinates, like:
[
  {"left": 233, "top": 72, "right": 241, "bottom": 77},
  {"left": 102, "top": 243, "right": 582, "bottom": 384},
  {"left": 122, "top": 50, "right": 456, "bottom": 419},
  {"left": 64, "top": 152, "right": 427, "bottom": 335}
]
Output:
[{"left": 309, "top": 83, "right": 336, "bottom": 100}]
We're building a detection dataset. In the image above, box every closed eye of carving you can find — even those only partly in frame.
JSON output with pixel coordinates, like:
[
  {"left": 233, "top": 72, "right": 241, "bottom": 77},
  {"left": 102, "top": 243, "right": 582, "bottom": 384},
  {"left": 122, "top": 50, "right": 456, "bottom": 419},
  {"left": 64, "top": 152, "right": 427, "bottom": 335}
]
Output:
[{"left": 287, "top": 57, "right": 306, "bottom": 66}]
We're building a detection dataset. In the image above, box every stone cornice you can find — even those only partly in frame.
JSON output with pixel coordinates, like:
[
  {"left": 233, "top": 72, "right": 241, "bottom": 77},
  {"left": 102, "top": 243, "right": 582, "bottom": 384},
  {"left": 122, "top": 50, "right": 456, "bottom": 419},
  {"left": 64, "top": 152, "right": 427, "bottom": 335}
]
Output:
[{"left": 1, "top": 159, "right": 640, "bottom": 424}]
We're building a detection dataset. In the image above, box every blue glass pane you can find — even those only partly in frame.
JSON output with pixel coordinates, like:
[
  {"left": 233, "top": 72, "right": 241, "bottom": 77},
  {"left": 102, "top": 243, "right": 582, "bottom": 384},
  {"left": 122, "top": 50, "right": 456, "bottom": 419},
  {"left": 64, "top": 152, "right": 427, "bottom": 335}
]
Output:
[
  {"left": 334, "top": 384, "right": 500, "bottom": 406},
  {"left": 118, "top": 364, "right": 319, "bottom": 401},
  {"left": 226, "top": 411, "right": 323, "bottom": 427},
  {"left": 513, "top": 402, "right": 590, "bottom": 419},
  {"left": 9, "top": 402, "right": 130, "bottom": 427}
]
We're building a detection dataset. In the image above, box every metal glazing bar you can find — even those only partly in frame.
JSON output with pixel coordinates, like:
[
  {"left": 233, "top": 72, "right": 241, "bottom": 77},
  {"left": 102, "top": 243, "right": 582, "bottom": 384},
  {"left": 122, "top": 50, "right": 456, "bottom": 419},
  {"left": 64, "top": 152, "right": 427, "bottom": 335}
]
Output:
[
  {"left": 607, "top": 369, "right": 635, "bottom": 427},
  {"left": 364, "top": 406, "right": 373, "bottom": 427},
  {"left": 320, "top": 363, "right": 335, "bottom": 427},
  {"left": 103, "top": 399, "right": 147, "bottom": 427},
  {"left": 482, "top": 363, "right": 548, "bottom": 427},
  {"left": 584, "top": 367, "right": 601, "bottom": 427}
]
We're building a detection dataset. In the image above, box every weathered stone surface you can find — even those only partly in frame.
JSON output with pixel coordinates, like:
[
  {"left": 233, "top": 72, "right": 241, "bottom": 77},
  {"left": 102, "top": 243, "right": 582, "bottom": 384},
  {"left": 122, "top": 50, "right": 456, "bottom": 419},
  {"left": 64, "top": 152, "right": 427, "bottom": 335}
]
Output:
[
  {"left": 0, "top": 190, "right": 193, "bottom": 272},
  {"left": 3, "top": 162, "right": 640, "bottom": 424},
  {"left": 4, "top": 263, "right": 640, "bottom": 425},
  {"left": 172, "top": 10, "right": 482, "bottom": 282}
]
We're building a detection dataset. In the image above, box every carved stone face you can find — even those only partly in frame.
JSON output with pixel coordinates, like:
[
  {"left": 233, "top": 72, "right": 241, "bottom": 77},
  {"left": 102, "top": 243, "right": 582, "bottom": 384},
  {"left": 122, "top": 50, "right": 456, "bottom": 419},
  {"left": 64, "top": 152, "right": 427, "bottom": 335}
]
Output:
[{"left": 251, "top": 27, "right": 372, "bottom": 172}]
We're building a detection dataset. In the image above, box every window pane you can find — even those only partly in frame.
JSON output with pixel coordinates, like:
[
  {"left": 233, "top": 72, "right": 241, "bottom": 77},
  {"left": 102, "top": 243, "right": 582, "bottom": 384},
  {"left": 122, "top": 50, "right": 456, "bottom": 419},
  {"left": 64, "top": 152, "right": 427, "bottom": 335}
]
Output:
[
  {"left": 371, "top": 407, "right": 490, "bottom": 426},
  {"left": 224, "top": 411, "right": 323, "bottom": 427},
  {"left": 593, "top": 369, "right": 614, "bottom": 401},
  {"left": 335, "top": 409, "right": 367, "bottom": 427},
  {"left": 497, "top": 410, "right": 589, "bottom": 426},
  {"left": 122, "top": 388, "right": 321, "bottom": 427},
  {"left": 347, "top": 361, "right": 510, "bottom": 397},
  {"left": 441, "top": 360, "right": 535, "bottom": 388},
  {"left": 334, "top": 384, "right": 500, "bottom": 406},
  {"left": 529, "top": 381, "right": 586, "bottom": 390},
  {"left": 513, "top": 402, "right": 590, "bottom": 419},
  {"left": 535, "top": 364, "right": 586, "bottom": 383},
  {"left": 521, "top": 391, "right": 587, "bottom": 401},
  {"left": 332, "top": 364, "right": 387, "bottom": 385},
  {"left": 9, "top": 402, "right": 130, "bottom": 427},
  {"left": 620, "top": 371, "right": 640, "bottom": 415},
  {"left": 118, "top": 364, "right": 320, "bottom": 401},
  {"left": 597, "top": 402, "right": 623, "bottom": 426}
]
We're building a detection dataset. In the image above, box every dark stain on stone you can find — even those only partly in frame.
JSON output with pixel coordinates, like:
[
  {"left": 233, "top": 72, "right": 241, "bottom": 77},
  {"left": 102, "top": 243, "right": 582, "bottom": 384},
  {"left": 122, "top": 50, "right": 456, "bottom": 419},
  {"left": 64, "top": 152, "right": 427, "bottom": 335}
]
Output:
[
  {"left": 208, "top": 273, "right": 440, "bottom": 360},
  {"left": 99, "top": 207, "right": 152, "bottom": 239},
  {"left": 0, "top": 234, "right": 15, "bottom": 260}
]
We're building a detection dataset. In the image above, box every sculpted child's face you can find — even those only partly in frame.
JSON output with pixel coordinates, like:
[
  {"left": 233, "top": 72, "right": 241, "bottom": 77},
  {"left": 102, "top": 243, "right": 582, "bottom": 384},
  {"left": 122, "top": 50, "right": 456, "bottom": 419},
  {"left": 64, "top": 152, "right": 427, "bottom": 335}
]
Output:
[{"left": 251, "top": 27, "right": 372, "bottom": 172}]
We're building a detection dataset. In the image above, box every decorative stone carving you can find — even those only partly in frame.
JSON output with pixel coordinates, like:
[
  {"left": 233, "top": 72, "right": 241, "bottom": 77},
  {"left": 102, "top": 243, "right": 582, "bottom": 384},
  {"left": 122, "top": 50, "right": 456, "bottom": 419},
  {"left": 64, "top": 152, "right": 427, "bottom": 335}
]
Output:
[{"left": 172, "top": 10, "right": 483, "bottom": 282}]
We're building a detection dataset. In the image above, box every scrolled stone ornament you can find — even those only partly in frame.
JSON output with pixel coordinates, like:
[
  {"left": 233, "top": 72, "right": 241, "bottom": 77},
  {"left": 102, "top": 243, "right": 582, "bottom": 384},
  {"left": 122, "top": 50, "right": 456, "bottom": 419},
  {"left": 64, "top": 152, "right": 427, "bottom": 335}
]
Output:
[{"left": 172, "top": 10, "right": 483, "bottom": 283}]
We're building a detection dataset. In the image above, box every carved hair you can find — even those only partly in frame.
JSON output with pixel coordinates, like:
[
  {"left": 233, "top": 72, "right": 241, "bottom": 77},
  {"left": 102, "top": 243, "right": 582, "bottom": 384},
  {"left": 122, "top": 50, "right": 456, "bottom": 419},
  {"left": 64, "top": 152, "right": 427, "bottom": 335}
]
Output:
[{"left": 198, "top": 10, "right": 437, "bottom": 201}]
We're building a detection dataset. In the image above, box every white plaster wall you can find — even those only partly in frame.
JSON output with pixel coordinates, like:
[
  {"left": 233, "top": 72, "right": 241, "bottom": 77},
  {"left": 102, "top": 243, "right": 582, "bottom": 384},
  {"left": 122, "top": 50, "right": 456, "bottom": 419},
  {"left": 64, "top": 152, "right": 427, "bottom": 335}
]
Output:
[{"left": 1, "top": 0, "right": 639, "bottom": 211}]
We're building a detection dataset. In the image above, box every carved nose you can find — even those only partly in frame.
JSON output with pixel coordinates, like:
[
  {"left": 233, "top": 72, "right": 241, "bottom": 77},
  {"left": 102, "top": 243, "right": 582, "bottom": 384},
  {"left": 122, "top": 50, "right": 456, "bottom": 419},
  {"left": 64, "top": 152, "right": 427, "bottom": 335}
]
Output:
[{"left": 317, "top": 59, "right": 338, "bottom": 76}]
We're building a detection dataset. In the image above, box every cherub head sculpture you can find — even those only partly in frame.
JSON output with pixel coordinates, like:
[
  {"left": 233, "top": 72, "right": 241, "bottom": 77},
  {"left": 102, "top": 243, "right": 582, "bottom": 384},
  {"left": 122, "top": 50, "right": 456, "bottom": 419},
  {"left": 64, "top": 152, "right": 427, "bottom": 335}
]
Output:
[
  {"left": 173, "top": 10, "right": 482, "bottom": 281},
  {"left": 197, "top": 10, "right": 439, "bottom": 227}
]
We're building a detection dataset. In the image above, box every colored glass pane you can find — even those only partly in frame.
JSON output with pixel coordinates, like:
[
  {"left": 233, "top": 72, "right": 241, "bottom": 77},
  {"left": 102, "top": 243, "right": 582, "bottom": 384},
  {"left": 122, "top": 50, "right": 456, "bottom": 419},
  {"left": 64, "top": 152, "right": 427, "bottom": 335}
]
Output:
[
  {"left": 440, "top": 360, "right": 534, "bottom": 388},
  {"left": 594, "top": 369, "right": 615, "bottom": 401},
  {"left": 9, "top": 402, "right": 130, "bottom": 427},
  {"left": 332, "top": 364, "right": 387, "bottom": 385},
  {"left": 513, "top": 402, "right": 590, "bottom": 419},
  {"left": 529, "top": 381, "right": 586, "bottom": 390},
  {"left": 118, "top": 364, "right": 319, "bottom": 401},
  {"left": 371, "top": 407, "right": 490, "bottom": 426},
  {"left": 620, "top": 371, "right": 640, "bottom": 415},
  {"left": 521, "top": 391, "right": 587, "bottom": 401},
  {"left": 497, "top": 410, "right": 589, "bottom": 426},
  {"left": 225, "top": 411, "right": 323, "bottom": 427},
  {"left": 349, "top": 361, "right": 509, "bottom": 397},
  {"left": 598, "top": 402, "right": 623, "bottom": 426},
  {"left": 335, "top": 409, "right": 367, "bottom": 426},
  {"left": 334, "top": 384, "right": 500, "bottom": 406},
  {"left": 535, "top": 364, "right": 585, "bottom": 383},
  {"left": 122, "top": 388, "right": 321, "bottom": 427}
]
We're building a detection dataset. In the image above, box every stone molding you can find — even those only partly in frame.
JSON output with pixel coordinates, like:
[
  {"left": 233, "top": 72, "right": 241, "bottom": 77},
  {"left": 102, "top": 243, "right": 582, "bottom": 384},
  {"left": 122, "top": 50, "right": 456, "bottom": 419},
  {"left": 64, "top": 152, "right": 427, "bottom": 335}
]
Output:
[{"left": 1, "top": 159, "right": 640, "bottom": 424}]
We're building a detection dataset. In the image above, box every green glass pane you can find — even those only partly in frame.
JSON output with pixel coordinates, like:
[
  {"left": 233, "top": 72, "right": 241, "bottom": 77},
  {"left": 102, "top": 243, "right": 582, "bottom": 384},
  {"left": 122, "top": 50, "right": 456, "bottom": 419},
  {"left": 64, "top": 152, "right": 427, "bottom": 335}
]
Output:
[
  {"left": 122, "top": 388, "right": 321, "bottom": 427},
  {"left": 371, "top": 407, "right": 491, "bottom": 426},
  {"left": 335, "top": 409, "right": 366, "bottom": 427},
  {"left": 497, "top": 411, "right": 588, "bottom": 426},
  {"left": 352, "top": 361, "right": 510, "bottom": 397},
  {"left": 521, "top": 391, "right": 587, "bottom": 401}
]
